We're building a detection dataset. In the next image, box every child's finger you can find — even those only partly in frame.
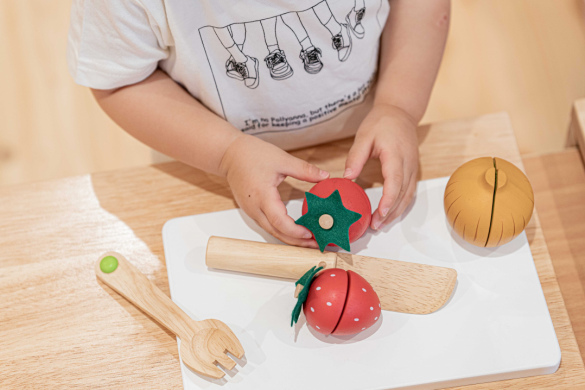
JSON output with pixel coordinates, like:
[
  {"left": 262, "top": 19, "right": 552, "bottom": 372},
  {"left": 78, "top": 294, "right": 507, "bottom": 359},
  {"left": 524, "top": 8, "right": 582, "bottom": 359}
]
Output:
[
  {"left": 343, "top": 136, "right": 372, "bottom": 180},
  {"left": 281, "top": 155, "right": 329, "bottom": 183},
  {"left": 383, "top": 159, "right": 415, "bottom": 219},
  {"left": 262, "top": 190, "right": 314, "bottom": 239},
  {"left": 372, "top": 155, "right": 404, "bottom": 229},
  {"left": 256, "top": 210, "right": 319, "bottom": 248},
  {"left": 380, "top": 175, "right": 417, "bottom": 228}
]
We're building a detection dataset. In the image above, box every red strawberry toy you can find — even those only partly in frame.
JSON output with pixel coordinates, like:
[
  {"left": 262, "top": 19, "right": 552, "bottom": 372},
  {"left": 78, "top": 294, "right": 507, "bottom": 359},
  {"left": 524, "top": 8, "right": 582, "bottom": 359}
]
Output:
[{"left": 302, "top": 268, "right": 381, "bottom": 336}]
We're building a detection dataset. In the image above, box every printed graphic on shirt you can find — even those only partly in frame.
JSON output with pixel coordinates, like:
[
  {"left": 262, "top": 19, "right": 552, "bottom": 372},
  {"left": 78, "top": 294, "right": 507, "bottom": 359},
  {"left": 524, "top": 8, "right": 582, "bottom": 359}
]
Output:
[{"left": 198, "top": 0, "right": 388, "bottom": 135}]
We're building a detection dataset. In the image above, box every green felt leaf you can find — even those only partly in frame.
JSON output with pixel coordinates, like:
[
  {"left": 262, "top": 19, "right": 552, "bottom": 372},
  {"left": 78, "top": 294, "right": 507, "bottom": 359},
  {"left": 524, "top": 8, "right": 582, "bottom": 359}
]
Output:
[
  {"left": 295, "top": 190, "right": 362, "bottom": 252},
  {"left": 291, "top": 265, "right": 323, "bottom": 326}
]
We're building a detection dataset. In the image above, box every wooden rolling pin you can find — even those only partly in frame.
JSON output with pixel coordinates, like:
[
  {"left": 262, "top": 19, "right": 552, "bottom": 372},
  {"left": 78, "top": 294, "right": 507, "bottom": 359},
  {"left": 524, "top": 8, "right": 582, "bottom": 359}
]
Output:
[{"left": 206, "top": 236, "right": 457, "bottom": 314}]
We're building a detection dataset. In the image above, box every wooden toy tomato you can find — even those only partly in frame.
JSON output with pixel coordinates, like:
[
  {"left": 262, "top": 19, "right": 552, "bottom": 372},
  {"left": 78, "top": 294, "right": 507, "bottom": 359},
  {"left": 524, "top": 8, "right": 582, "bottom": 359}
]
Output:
[
  {"left": 301, "top": 268, "right": 381, "bottom": 336},
  {"left": 296, "top": 178, "right": 372, "bottom": 252}
]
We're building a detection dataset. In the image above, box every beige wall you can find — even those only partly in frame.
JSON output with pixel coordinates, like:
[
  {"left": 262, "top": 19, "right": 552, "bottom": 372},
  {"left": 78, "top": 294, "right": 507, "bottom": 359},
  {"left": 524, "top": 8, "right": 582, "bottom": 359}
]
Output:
[
  {"left": 0, "top": 1, "right": 151, "bottom": 186},
  {"left": 1, "top": 0, "right": 585, "bottom": 186},
  {"left": 422, "top": 0, "right": 585, "bottom": 156}
]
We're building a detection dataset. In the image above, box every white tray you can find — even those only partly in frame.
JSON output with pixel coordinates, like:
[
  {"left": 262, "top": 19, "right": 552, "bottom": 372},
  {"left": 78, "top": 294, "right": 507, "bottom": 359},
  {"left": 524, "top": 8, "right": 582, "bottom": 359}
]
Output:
[{"left": 162, "top": 176, "right": 560, "bottom": 390}]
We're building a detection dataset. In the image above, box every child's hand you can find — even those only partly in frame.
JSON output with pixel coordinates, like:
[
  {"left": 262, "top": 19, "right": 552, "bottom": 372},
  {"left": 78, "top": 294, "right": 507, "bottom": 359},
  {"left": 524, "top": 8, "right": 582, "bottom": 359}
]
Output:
[
  {"left": 344, "top": 103, "right": 419, "bottom": 230},
  {"left": 220, "top": 135, "right": 329, "bottom": 248}
]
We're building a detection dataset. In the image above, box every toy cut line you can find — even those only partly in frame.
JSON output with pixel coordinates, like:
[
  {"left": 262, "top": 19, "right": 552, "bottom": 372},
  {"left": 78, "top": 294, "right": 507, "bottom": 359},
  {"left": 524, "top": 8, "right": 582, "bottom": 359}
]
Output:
[{"left": 485, "top": 157, "right": 498, "bottom": 246}]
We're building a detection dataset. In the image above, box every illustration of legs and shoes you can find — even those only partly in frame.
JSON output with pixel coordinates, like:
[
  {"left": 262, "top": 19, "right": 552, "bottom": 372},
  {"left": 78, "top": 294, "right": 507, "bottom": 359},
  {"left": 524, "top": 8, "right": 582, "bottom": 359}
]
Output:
[
  {"left": 346, "top": 0, "right": 366, "bottom": 39},
  {"left": 280, "top": 12, "right": 323, "bottom": 75},
  {"left": 214, "top": 24, "right": 260, "bottom": 88},
  {"left": 312, "top": 1, "right": 352, "bottom": 62},
  {"left": 260, "top": 17, "right": 294, "bottom": 80},
  {"left": 224, "top": 24, "right": 247, "bottom": 80}
]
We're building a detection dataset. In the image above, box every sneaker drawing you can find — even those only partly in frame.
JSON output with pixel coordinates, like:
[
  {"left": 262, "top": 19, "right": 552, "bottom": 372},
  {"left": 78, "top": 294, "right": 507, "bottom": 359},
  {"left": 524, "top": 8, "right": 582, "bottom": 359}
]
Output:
[
  {"left": 331, "top": 24, "right": 352, "bottom": 62},
  {"left": 234, "top": 56, "right": 260, "bottom": 89},
  {"left": 226, "top": 56, "right": 244, "bottom": 80},
  {"left": 299, "top": 47, "right": 323, "bottom": 74},
  {"left": 264, "top": 49, "right": 294, "bottom": 80},
  {"left": 346, "top": 7, "right": 366, "bottom": 39}
]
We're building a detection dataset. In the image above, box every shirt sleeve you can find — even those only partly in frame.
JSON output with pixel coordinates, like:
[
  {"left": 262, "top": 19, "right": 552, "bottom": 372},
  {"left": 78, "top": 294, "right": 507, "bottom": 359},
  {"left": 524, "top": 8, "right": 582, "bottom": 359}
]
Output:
[{"left": 67, "top": 0, "right": 169, "bottom": 90}]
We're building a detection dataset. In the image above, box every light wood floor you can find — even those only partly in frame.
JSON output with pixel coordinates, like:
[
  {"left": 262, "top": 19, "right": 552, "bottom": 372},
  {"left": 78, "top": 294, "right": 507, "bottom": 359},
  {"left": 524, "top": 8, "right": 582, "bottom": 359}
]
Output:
[
  {"left": 524, "top": 148, "right": 585, "bottom": 363},
  {"left": 1, "top": 0, "right": 585, "bottom": 186}
]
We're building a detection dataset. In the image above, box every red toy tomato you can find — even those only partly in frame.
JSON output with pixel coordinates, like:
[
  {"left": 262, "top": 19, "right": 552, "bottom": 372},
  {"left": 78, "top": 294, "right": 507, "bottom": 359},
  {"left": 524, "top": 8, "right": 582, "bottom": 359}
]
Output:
[
  {"left": 303, "top": 268, "right": 381, "bottom": 336},
  {"left": 302, "top": 178, "right": 372, "bottom": 243}
]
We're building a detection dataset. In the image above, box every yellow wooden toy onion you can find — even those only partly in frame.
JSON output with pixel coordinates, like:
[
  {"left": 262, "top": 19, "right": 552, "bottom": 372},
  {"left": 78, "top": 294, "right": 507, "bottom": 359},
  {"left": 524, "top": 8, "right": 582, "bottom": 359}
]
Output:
[{"left": 444, "top": 157, "right": 534, "bottom": 247}]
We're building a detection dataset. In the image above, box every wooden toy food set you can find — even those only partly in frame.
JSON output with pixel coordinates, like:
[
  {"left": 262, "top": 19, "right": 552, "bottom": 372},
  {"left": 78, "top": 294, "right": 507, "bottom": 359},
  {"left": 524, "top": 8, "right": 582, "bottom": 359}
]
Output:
[
  {"left": 99, "top": 157, "right": 560, "bottom": 389},
  {"left": 206, "top": 177, "right": 457, "bottom": 337},
  {"left": 205, "top": 236, "right": 457, "bottom": 334}
]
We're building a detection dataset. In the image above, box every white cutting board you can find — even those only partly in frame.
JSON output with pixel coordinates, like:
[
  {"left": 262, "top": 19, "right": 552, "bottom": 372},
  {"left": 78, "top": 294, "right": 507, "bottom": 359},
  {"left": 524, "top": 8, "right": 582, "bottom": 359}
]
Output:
[{"left": 162, "top": 177, "right": 560, "bottom": 390}]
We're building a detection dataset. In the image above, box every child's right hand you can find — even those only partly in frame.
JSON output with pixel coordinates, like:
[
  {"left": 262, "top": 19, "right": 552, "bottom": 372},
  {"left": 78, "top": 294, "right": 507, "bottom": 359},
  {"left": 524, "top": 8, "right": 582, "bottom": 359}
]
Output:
[{"left": 220, "top": 135, "right": 328, "bottom": 248}]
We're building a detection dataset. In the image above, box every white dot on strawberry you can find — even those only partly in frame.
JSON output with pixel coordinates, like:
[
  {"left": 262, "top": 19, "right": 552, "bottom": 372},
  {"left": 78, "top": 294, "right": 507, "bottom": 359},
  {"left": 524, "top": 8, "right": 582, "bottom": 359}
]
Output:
[
  {"left": 310, "top": 307, "right": 315, "bottom": 312},
  {"left": 354, "top": 318, "right": 359, "bottom": 321},
  {"left": 362, "top": 288, "right": 366, "bottom": 292},
  {"left": 330, "top": 274, "right": 335, "bottom": 277},
  {"left": 375, "top": 317, "right": 378, "bottom": 320},
  {"left": 316, "top": 287, "right": 321, "bottom": 291},
  {"left": 370, "top": 307, "right": 373, "bottom": 310},
  {"left": 326, "top": 302, "right": 332, "bottom": 306}
]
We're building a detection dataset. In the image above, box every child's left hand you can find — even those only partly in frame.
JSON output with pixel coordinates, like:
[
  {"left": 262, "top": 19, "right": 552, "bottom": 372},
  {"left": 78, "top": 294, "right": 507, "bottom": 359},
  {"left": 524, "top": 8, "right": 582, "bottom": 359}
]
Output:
[{"left": 343, "top": 103, "right": 419, "bottom": 230}]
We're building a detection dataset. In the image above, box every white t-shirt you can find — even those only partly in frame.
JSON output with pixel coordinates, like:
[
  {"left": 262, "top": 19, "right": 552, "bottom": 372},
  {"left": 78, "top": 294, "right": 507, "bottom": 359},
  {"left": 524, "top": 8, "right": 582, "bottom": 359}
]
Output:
[{"left": 67, "top": 0, "right": 390, "bottom": 150}]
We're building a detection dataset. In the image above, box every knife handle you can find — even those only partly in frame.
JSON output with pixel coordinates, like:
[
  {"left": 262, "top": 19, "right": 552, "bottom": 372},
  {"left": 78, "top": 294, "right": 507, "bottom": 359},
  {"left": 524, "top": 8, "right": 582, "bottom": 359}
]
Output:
[{"left": 206, "top": 236, "right": 338, "bottom": 280}]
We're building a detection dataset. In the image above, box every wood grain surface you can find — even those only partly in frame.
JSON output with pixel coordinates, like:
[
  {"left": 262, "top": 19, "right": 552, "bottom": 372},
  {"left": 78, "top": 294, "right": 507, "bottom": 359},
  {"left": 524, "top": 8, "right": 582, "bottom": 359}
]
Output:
[
  {"left": 525, "top": 150, "right": 585, "bottom": 367},
  {"left": 1, "top": 112, "right": 584, "bottom": 389}
]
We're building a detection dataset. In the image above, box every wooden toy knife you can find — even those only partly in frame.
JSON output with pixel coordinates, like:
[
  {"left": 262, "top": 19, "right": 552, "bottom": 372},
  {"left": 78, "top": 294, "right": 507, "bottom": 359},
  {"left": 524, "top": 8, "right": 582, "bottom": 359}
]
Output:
[{"left": 206, "top": 236, "right": 457, "bottom": 314}]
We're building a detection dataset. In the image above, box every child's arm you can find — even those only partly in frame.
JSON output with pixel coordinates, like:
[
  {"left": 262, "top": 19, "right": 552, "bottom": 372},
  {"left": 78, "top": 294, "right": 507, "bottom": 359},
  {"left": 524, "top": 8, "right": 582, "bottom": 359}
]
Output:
[
  {"left": 344, "top": 0, "right": 450, "bottom": 229},
  {"left": 92, "top": 69, "right": 326, "bottom": 248}
]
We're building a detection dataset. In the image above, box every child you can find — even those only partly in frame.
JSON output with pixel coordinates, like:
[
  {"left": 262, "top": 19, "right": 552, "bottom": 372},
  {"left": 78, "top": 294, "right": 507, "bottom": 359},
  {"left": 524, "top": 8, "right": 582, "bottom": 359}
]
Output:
[{"left": 67, "top": 0, "right": 450, "bottom": 248}]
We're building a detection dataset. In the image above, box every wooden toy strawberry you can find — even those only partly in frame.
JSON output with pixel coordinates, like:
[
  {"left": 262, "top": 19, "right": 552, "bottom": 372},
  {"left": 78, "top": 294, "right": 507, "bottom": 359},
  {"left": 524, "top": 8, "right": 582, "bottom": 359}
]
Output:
[{"left": 291, "top": 267, "right": 381, "bottom": 336}]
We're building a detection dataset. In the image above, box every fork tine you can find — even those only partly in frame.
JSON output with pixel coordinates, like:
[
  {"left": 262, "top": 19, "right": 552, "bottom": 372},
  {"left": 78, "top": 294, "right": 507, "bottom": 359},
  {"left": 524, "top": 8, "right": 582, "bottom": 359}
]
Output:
[
  {"left": 198, "top": 328, "right": 240, "bottom": 370},
  {"left": 224, "top": 337, "right": 245, "bottom": 359},
  {"left": 192, "top": 359, "right": 226, "bottom": 379},
  {"left": 215, "top": 352, "right": 237, "bottom": 370},
  {"left": 180, "top": 338, "right": 226, "bottom": 379},
  {"left": 210, "top": 320, "right": 245, "bottom": 359}
]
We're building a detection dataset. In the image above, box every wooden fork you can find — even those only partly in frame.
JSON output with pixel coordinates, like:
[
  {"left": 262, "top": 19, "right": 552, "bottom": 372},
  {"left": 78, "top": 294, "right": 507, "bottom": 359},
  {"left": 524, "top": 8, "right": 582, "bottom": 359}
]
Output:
[{"left": 95, "top": 252, "right": 245, "bottom": 379}]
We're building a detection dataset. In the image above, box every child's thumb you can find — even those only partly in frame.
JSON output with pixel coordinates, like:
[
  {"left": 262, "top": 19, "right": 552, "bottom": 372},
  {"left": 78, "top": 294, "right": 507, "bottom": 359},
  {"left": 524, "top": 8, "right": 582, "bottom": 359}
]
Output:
[
  {"left": 283, "top": 155, "right": 329, "bottom": 183},
  {"left": 344, "top": 138, "right": 371, "bottom": 180}
]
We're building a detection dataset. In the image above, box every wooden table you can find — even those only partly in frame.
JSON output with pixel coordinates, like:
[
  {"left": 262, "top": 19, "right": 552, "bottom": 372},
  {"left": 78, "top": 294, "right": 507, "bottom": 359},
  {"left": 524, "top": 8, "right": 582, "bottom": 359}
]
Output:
[
  {"left": 525, "top": 148, "right": 585, "bottom": 366},
  {"left": 1, "top": 112, "right": 584, "bottom": 389}
]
